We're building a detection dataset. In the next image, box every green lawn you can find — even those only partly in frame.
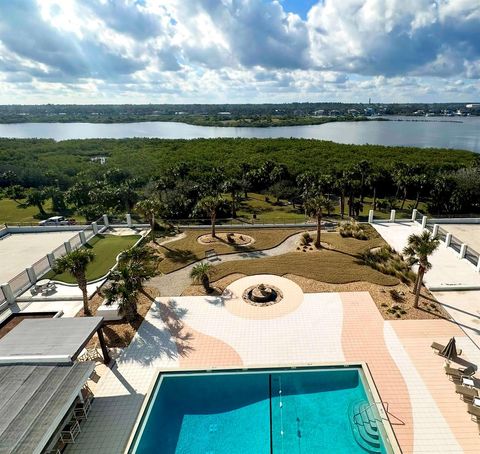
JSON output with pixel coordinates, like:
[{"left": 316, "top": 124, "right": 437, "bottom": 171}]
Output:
[
  {"left": 0, "top": 198, "right": 85, "bottom": 224},
  {"left": 45, "top": 234, "right": 141, "bottom": 283},
  {"left": 234, "top": 193, "right": 306, "bottom": 223}
]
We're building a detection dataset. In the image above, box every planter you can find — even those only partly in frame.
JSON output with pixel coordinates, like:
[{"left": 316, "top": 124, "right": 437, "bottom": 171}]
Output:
[{"left": 97, "top": 301, "right": 123, "bottom": 321}]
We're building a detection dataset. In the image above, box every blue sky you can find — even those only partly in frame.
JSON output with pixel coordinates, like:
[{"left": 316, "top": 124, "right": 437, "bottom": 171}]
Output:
[{"left": 0, "top": 0, "right": 479, "bottom": 104}]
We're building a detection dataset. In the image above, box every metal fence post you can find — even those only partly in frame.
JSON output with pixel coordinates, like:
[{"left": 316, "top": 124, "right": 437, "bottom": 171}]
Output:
[
  {"left": 368, "top": 210, "right": 374, "bottom": 223},
  {"left": 0, "top": 283, "right": 15, "bottom": 304},
  {"left": 432, "top": 224, "right": 439, "bottom": 237},
  {"left": 79, "top": 231, "right": 87, "bottom": 245},
  {"left": 390, "top": 210, "right": 396, "bottom": 223},
  {"left": 126, "top": 213, "right": 132, "bottom": 227},
  {"left": 477, "top": 256, "right": 480, "bottom": 272},
  {"left": 103, "top": 214, "right": 110, "bottom": 227},
  {"left": 411, "top": 209, "right": 418, "bottom": 222},
  {"left": 91, "top": 221, "right": 99, "bottom": 234},
  {"left": 459, "top": 244, "right": 467, "bottom": 259},
  {"left": 26, "top": 267, "right": 36, "bottom": 285}
]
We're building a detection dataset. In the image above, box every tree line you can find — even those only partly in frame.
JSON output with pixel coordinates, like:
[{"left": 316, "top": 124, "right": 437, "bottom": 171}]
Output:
[{"left": 0, "top": 138, "right": 479, "bottom": 221}]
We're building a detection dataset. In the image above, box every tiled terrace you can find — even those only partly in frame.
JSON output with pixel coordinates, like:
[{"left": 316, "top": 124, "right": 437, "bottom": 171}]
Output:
[{"left": 69, "top": 275, "right": 480, "bottom": 453}]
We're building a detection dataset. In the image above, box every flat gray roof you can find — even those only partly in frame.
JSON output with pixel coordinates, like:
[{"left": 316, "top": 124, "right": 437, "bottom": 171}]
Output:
[
  {"left": 0, "top": 362, "right": 94, "bottom": 454},
  {"left": 0, "top": 317, "right": 103, "bottom": 364}
]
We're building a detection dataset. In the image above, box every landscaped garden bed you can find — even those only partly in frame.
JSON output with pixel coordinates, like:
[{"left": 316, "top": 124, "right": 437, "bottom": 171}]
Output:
[
  {"left": 197, "top": 232, "right": 254, "bottom": 246},
  {"left": 157, "top": 228, "right": 304, "bottom": 274},
  {"left": 82, "top": 287, "right": 159, "bottom": 348}
]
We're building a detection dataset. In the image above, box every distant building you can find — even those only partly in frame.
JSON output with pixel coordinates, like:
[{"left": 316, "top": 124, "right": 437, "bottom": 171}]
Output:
[
  {"left": 313, "top": 109, "right": 325, "bottom": 116},
  {"left": 217, "top": 111, "right": 231, "bottom": 115},
  {"left": 90, "top": 156, "right": 107, "bottom": 165}
]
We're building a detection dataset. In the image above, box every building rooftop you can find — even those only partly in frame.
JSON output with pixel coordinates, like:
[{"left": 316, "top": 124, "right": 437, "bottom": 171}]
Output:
[
  {"left": 0, "top": 317, "right": 103, "bottom": 364},
  {"left": 0, "top": 361, "right": 94, "bottom": 453}
]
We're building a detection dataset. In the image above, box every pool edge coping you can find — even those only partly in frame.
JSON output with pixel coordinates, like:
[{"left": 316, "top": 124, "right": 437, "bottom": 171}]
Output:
[{"left": 124, "top": 362, "right": 403, "bottom": 454}]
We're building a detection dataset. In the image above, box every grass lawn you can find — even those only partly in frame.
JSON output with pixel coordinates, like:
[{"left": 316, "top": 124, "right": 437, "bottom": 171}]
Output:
[
  {"left": 158, "top": 227, "right": 303, "bottom": 274},
  {"left": 0, "top": 198, "right": 86, "bottom": 224},
  {"left": 46, "top": 234, "right": 141, "bottom": 283},
  {"left": 227, "top": 192, "right": 429, "bottom": 224},
  {"left": 211, "top": 227, "right": 399, "bottom": 286},
  {"left": 234, "top": 193, "right": 307, "bottom": 223}
]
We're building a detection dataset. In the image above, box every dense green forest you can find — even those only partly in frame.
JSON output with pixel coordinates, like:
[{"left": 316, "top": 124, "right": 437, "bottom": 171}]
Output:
[
  {"left": 0, "top": 103, "right": 478, "bottom": 124},
  {"left": 0, "top": 138, "right": 479, "bottom": 222}
]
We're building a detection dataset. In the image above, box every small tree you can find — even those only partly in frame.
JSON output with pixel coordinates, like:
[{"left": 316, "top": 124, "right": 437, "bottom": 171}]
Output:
[
  {"left": 54, "top": 249, "right": 95, "bottom": 316},
  {"left": 190, "top": 262, "right": 215, "bottom": 293},
  {"left": 24, "top": 188, "right": 48, "bottom": 216},
  {"left": 305, "top": 194, "right": 329, "bottom": 248},
  {"left": 104, "top": 246, "right": 157, "bottom": 321},
  {"left": 136, "top": 197, "right": 162, "bottom": 241},
  {"left": 194, "top": 195, "right": 227, "bottom": 238},
  {"left": 403, "top": 230, "right": 440, "bottom": 308}
]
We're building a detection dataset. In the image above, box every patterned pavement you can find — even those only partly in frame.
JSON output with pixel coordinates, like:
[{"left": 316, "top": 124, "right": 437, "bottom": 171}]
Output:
[{"left": 68, "top": 276, "right": 480, "bottom": 453}]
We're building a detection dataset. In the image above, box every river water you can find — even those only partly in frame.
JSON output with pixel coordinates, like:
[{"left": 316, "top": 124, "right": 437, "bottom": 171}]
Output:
[{"left": 0, "top": 116, "right": 479, "bottom": 152}]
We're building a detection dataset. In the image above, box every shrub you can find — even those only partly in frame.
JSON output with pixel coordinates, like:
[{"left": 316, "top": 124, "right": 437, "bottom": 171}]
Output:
[
  {"left": 389, "top": 289, "right": 404, "bottom": 302},
  {"left": 339, "top": 220, "right": 368, "bottom": 240},
  {"left": 360, "top": 245, "right": 415, "bottom": 283},
  {"left": 300, "top": 232, "right": 312, "bottom": 245}
]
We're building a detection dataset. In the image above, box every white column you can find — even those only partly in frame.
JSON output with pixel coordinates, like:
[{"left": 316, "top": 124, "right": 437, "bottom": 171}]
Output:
[
  {"left": 445, "top": 233, "right": 452, "bottom": 247},
  {"left": 459, "top": 244, "right": 467, "bottom": 259},
  {"left": 432, "top": 224, "right": 439, "bottom": 237},
  {"left": 126, "top": 213, "right": 132, "bottom": 227},
  {"left": 103, "top": 214, "right": 110, "bottom": 227},
  {"left": 64, "top": 241, "right": 72, "bottom": 253},
  {"left": 476, "top": 256, "right": 480, "bottom": 272},
  {"left": 390, "top": 209, "right": 396, "bottom": 222},
  {"left": 47, "top": 253, "right": 56, "bottom": 267},
  {"left": 0, "top": 283, "right": 15, "bottom": 304},
  {"left": 368, "top": 210, "right": 374, "bottom": 223},
  {"left": 91, "top": 221, "right": 99, "bottom": 234},
  {"left": 26, "top": 267, "right": 36, "bottom": 284},
  {"left": 411, "top": 209, "right": 418, "bottom": 222},
  {"left": 421, "top": 216, "right": 428, "bottom": 229},
  {"left": 79, "top": 231, "right": 87, "bottom": 245}
]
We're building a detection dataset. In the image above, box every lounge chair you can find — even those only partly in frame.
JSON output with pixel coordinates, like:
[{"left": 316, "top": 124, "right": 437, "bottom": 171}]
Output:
[
  {"left": 431, "top": 342, "right": 445, "bottom": 352},
  {"left": 445, "top": 364, "right": 476, "bottom": 381},
  {"left": 455, "top": 384, "right": 478, "bottom": 402},
  {"left": 468, "top": 404, "right": 480, "bottom": 422}
]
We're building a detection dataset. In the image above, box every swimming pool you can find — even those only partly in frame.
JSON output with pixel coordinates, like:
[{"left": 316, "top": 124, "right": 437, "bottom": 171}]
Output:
[{"left": 129, "top": 366, "right": 397, "bottom": 453}]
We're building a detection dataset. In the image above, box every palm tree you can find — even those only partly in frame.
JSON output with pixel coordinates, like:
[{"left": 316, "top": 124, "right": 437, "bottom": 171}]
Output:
[
  {"left": 305, "top": 194, "right": 329, "bottom": 248},
  {"left": 222, "top": 179, "right": 241, "bottom": 218},
  {"left": 194, "top": 195, "right": 226, "bottom": 238},
  {"left": 190, "top": 262, "right": 215, "bottom": 293},
  {"left": 403, "top": 230, "right": 440, "bottom": 308},
  {"left": 136, "top": 197, "right": 162, "bottom": 241},
  {"left": 53, "top": 249, "right": 95, "bottom": 316},
  {"left": 104, "top": 246, "right": 157, "bottom": 321}
]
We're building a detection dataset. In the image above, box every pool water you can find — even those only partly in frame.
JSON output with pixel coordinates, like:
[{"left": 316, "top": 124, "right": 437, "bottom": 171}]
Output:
[{"left": 130, "top": 367, "right": 389, "bottom": 454}]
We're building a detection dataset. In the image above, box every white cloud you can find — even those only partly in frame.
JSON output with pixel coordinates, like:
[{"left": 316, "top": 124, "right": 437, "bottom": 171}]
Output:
[{"left": 0, "top": 0, "right": 479, "bottom": 103}]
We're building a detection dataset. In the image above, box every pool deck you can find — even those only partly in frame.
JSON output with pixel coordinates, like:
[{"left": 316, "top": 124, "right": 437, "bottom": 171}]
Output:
[{"left": 68, "top": 275, "right": 480, "bottom": 453}]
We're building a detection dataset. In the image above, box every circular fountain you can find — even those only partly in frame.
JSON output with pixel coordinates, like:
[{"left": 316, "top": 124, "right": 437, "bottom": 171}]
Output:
[{"left": 243, "top": 283, "right": 283, "bottom": 306}]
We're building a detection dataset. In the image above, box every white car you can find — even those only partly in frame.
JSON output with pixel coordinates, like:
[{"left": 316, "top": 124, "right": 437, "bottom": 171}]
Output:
[{"left": 38, "top": 216, "right": 70, "bottom": 226}]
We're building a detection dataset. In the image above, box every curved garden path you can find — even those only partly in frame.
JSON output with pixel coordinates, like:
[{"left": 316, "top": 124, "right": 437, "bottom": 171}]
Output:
[{"left": 149, "top": 231, "right": 309, "bottom": 296}]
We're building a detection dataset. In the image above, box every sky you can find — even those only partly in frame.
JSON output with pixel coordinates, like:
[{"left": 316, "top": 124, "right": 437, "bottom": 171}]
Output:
[{"left": 0, "top": 0, "right": 479, "bottom": 104}]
